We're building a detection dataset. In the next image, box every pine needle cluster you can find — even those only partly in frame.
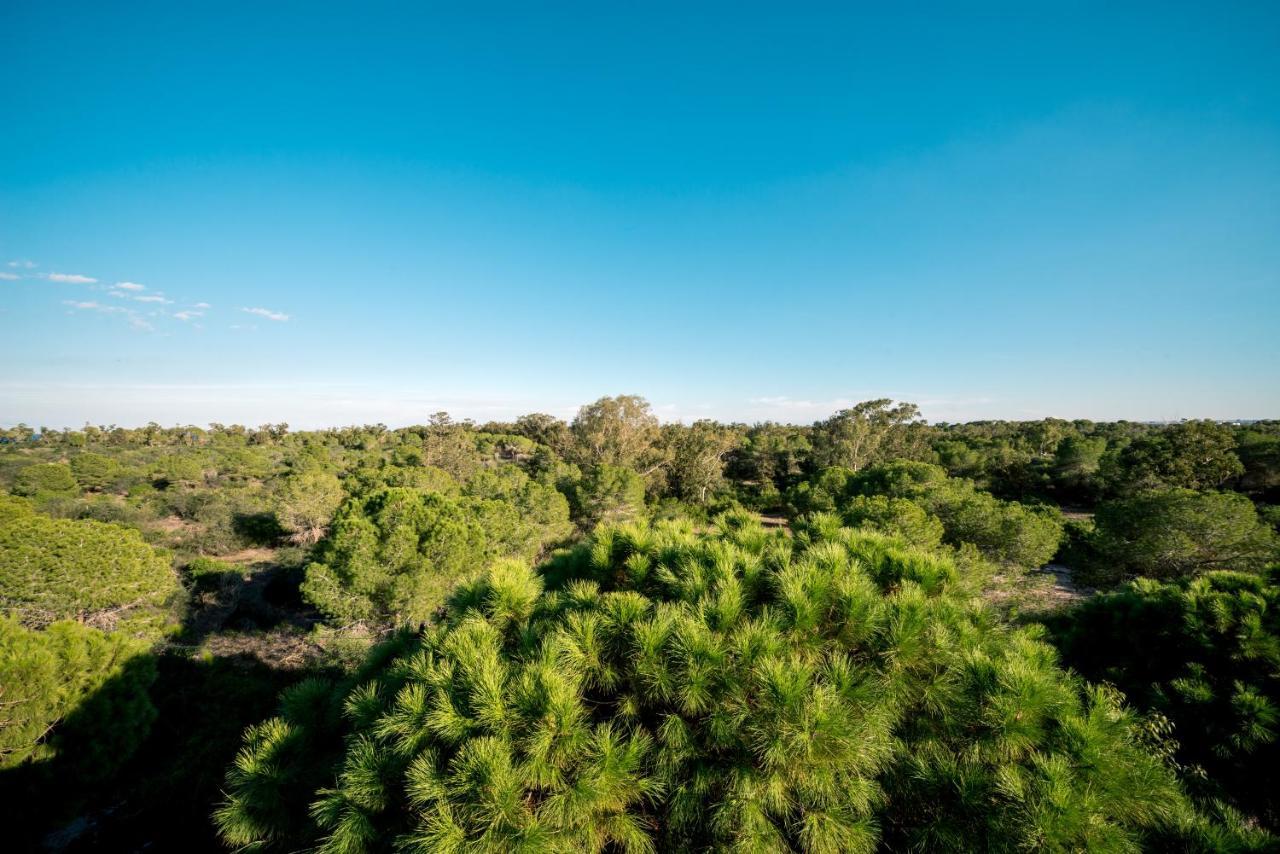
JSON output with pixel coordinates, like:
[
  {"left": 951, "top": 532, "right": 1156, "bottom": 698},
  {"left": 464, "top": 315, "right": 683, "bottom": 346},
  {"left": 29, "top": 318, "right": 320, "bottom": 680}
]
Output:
[{"left": 218, "top": 513, "right": 1259, "bottom": 851}]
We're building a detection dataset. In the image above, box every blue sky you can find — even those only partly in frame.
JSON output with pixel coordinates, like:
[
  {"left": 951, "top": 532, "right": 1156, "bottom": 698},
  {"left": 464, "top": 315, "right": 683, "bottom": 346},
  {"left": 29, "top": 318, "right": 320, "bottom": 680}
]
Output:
[{"left": 2, "top": 1, "right": 1277, "bottom": 427}]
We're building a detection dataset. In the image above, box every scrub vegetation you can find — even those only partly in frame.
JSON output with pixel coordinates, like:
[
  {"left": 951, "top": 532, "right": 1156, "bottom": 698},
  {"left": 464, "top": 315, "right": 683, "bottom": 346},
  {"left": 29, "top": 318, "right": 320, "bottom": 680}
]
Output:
[{"left": 2, "top": 399, "right": 1278, "bottom": 850}]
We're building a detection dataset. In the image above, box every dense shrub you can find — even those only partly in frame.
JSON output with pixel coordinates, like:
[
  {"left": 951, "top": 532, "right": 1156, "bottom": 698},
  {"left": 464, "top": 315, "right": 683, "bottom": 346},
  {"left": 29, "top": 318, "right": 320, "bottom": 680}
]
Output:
[
  {"left": 277, "top": 469, "right": 346, "bottom": 545},
  {"left": 13, "top": 462, "right": 78, "bottom": 498},
  {"left": 0, "top": 616, "right": 157, "bottom": 779},
  {"left": 302, "top": 475, "right": 573, "bottom": 628},
  {"left": 790, "top": 463, "right": 1064, "bottom": 567},
  {"left": 1076, "top": 489, "right": 1279, "bottom": 585},
  {"left": 301, "top": 488, "right": 489, "bottom": 626},
  {"left": 838, "top": 494, "right": 945, "bottom": 549},
  {"left": 1048, "top": 568, "right": 1280, "bottom": 829},
  {"left": 70, "top": 452, "right": 121, "bottom": 491},
  {"left": 0, "top": 503, "right": 179, "bottom": 636},
  {"left": 567, "top": 464, "right": 647, "bottom": 528},
  {"left": 216, "top": 519, "right": 1247, "bottom": 852}
]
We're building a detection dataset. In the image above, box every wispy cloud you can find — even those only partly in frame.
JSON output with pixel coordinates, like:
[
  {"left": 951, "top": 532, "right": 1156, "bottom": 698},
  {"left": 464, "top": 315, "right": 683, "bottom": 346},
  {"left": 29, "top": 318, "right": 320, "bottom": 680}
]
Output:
[
  {"left": 46, "top": 272, "right": 98, "bottom": 284},
  {"left": 107, "top": 288, "right": 173, "bottom": 304},
  {"left": 7, "top": 259, "right": 37, "bottom": 269},
  {"left": 63, "top": 300, "right": 114, "bottom": 311},
  {"left": 115, "top": 281, "right": 145, "bottom": 291},
  {"left": 242, "top": 306, "right": 289, "bottom": 322},
  {"left": 0, "top": 272, "right": 18, "bottom": 281},
  {"left": 62, "top": 299, "right": 154, "bottom": 331},
  {"left": 174, "top": 309, "right": 205, "bottom": 321},
  {"left": 193, "top": 302, "right": 211, "bottom": 309}
]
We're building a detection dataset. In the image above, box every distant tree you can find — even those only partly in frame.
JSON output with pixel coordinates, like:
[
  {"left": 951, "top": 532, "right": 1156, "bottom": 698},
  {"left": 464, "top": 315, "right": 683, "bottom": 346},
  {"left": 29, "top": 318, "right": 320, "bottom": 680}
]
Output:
[
  {"left": 570, "top": 395, "right": 660, "bottom": 470},
  {"left": 811, "top": 399, "right": 924, "bottom": 471},
  {"left": 665, "top": 420, "right": 740, "bottom": 504},
  {"left": 1080, "top": 490, "right": 1279, "bottom": 585},
  {"left": 793, "top": 461, "right": 1064, "bottom": 566},
  {"left": 420, "top": 412, "right": 480, "bottom": 479},
  {"left": 513, "top": 412, "right": 573, "bottom": 457},
  {"left": 1113, "top": 421, "right": 1243, "bottom": 493},
  {"left": 13, "top": 463, "right": 78, "bottom": 498},
  {"left": 70, "top": 453, "right": 120, "bottom": 492},
  {"left": 277, "top": 470, "right": 346, "bottom": 545},
  {"left": 1052, "top": 435, "right": 1107, "bottom": 497}
]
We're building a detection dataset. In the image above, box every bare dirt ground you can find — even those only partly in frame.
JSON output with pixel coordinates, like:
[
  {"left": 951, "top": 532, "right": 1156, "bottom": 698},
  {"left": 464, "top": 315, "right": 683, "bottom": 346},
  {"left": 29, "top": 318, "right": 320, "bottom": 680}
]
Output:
[{"left": 984, "top": 562, "right": 1091, "bottom": 616}]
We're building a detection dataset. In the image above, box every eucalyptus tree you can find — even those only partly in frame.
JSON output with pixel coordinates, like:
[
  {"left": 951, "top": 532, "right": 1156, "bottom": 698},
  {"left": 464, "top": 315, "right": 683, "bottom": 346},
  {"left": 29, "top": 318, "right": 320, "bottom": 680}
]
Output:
[
  {"left": 811, "top": 399, "right": 925, "bottom": 472},
  {"left": 570, "top": 395, "right": 660, "bottom": 471}
]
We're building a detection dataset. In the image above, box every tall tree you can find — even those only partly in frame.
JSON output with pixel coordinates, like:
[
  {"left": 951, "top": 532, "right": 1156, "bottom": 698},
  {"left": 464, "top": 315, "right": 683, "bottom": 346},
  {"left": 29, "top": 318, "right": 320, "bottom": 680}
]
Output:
[
  {"left": 811, "top": 399, "right": 924, "bottom": 471},
  {"left": 570, "top": 395, "right": 660, "bottom": 470}
]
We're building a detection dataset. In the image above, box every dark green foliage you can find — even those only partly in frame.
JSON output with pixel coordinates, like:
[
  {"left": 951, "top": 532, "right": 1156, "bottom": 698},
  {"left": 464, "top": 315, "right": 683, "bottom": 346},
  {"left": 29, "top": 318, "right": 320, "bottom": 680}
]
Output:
[
  {"left": 217, "top": 519, "right": 1233, "bottom": 852},
  {"left": 1111, "top": 420, "right": 1243, "bottom": 494},
  {"left": 1048, "top": 568, "right": 1280, "bottom": 829},
  {"left": 13, "top": 462, "right": 78, "bottom": 498},
  {"left": 0, "top": 501, "right": 179, "bottom": 636},
  {"left": 1076, "top": 489, "right": 1279, "bottom": 586},
  {"left": 0, "top": 616, "right": 156, "bottom": 779}
]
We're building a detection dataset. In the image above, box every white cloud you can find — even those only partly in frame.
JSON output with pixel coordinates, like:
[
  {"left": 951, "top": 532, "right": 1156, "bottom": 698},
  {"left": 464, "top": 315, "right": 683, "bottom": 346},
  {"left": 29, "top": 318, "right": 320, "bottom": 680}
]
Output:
[
  {"left": 242, "top": 306, "right": 289, "bottom": 322},
  {"left": 7, "top": 259, "right": 36, "bottom": 269},
  {"left": 47, "top": 272, "right": 98, "bottom": 284},
  {"left": 133, "top": 294, "right": 173, "bottom": 304},
  {"left": 0, "top": 272, "right": 18, "bottom": 280},
  {"left": 174, "top": 310, "right": 204, "bottom": 321},
  {"left": 115, "top": 281, "right": 145, "bottom": 291},
  {"left": 62, "top": 299, "right": 153, "bottom": 331},
  {"left": 193, "top": 302, "right": 211, "bottom": 309}
]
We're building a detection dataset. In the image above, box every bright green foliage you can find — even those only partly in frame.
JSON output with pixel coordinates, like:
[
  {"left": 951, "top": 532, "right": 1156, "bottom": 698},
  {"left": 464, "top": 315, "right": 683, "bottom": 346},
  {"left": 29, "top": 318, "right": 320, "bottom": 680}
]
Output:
[
  {"left": 568, "top": 464, "right": 647, "bottom": 529},
  {"left": 0, "top": 503, "right": 178, "bottom": 636},
  {"left": 462, "top": 466, "right": 573, "bottom": 558},
  {"left": 838, "top": 494, "right": 945, "bottom": 549},
  {"left": 790, "top": 463, "right": 1064, "bottom": 567},
  {"left": 278, "top": 469, "right": 347, "bottom": 544},
  {"left": 0, "top": 616, "right": 157, "bottom": 778},
  {"left": 350, "top": 464, "right": 459, "bottom": 495},
  {"left": 301, "top": 489, "right": 490, "bottom": 626},
  {"left": 930, "top": 486, "right": 1064, "bottom": 567},
  {"left": 13, "top": 462, "right": 78, "bottom": 498},
  {"left": 70, "top": 452, "right": 121, "bottom": 491},
  {"left": 1049, "top": 568, "right": 1280, "bottom": 829},
  {"left": 218, "top": 518, "right": 1222, "bottom": 852},
  {"left": 152, "top": 453, "right": 206, "bottom": 488},
  {"left": 1079, "top": 489, "right": 1279, "bottom": 585},
  {"left": 301, "top": 477, "right": 571, "bottom": 627}
]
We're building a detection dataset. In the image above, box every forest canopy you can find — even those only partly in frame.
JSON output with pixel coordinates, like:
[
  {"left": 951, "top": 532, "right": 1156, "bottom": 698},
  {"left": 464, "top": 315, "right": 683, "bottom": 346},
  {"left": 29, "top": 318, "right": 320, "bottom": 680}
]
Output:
[{"left": 1, "top": 401, "right": 1278, "bottom": 851}]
